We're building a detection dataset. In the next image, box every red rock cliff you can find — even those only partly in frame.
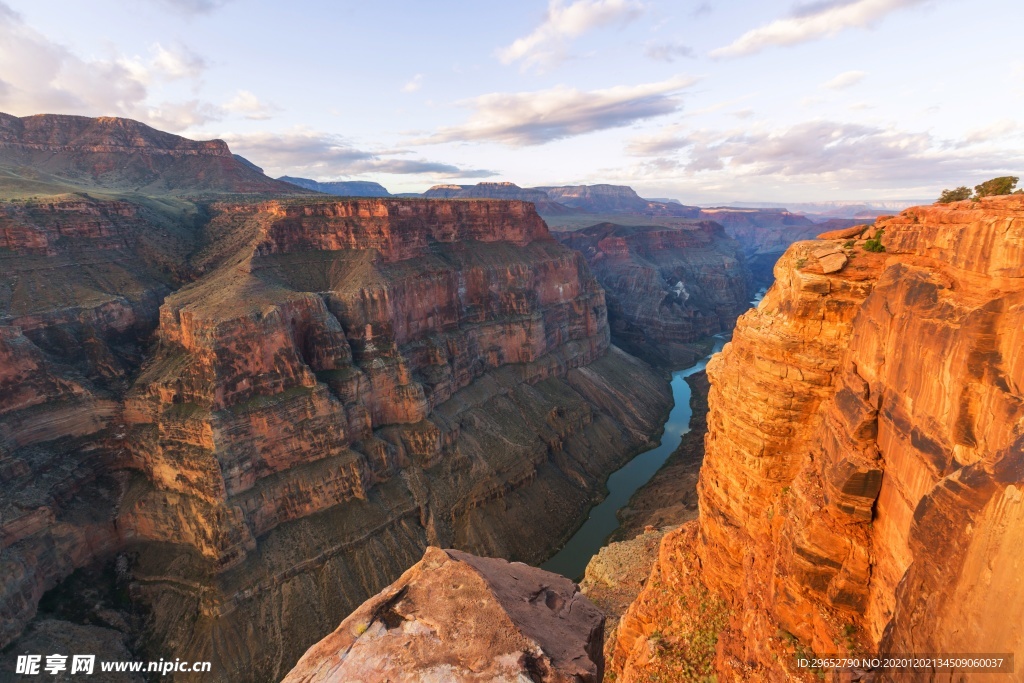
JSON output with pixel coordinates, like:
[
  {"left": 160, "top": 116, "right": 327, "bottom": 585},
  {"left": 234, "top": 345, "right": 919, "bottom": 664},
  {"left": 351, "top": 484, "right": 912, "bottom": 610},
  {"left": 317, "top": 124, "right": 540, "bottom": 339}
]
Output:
[
  {"left": 612, "top": 195, "right": 1024, "bottom": 681},
  {"left": 1, "top": 195, "right": 672, "bottom": 682}
]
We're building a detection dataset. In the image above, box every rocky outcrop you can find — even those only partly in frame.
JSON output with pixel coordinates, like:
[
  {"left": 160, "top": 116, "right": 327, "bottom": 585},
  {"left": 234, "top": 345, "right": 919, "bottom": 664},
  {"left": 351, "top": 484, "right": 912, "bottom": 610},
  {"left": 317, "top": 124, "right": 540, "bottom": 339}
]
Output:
[
  {"left": 579, "top": 527, "right": 667, "bottom": 659},
  {"left": 2, "top": 189, "right": 672, "bottom": 681},
  {"left": 0, "top": 113, "right": 299, "bottom": 194},
  {"left": 558, "top": 222, "right": 749, "bottom": 367},
  {"left": 282, "top": 547, "right": 604, "bottom": 683},
  {"left": 278, "top": 177, "right": 392, "bottom": 197},
  {"left": 537, "top": 184, "right": 699, "bottom": 217},
  {"left": 611, "top": 195, "right": 1024, "bottom": 680}
]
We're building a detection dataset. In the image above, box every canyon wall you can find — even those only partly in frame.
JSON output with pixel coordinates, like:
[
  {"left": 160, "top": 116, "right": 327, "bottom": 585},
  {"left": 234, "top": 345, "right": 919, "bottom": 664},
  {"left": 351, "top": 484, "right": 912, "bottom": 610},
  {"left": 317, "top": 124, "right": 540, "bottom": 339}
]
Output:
[
  {"left": 1, "top": 195, "right": 671, "bottom": 681},
  {"left": 558, "top": 222, "right": 749, "bottom": 367},
  {"left": 612, "top": 196, "right": 1024, "bottom": 681}
]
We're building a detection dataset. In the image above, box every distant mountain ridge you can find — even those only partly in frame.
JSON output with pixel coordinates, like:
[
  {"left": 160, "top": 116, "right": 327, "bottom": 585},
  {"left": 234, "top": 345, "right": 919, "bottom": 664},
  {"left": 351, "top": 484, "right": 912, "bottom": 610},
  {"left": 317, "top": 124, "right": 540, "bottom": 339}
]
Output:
[
  {"left": 725, "top": 199, "right": 929, "bottom": 219},
  {"left": 422, "top": 181, "right": 573, "bottom": 214},
  {"left": 537, "top": 184, "right": 699, "bottom": 217},
  {"left": 0, "top": 112, "right": 300, "bottom": 195},
  {"left": 278, "top": 176, "right": 392, "bottom": 197}
]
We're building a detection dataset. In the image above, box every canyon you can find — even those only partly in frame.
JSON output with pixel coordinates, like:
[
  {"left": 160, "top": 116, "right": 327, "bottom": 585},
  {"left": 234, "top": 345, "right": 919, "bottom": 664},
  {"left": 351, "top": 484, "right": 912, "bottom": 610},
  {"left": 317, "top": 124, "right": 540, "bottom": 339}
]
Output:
[
  {"left": 0, "top": 115, "right": 672, "bottom": 681},
  {"left": 609, "top": 195, "right": 1024, "bottom": 681},
  {"left": 557, "top": 222, "right": 748, "bottom": 366},
  {"left": 7, "top": 111, "right": 1019, "bottom": 683}
]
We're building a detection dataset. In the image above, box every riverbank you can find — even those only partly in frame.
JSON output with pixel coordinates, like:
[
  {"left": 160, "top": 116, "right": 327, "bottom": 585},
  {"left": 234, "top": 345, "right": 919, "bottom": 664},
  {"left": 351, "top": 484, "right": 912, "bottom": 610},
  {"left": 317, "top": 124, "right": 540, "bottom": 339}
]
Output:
[
  {"left": 541, "top": 339, "right": 724, "bottom": 581},
  {"left": 610, "top": 370, "right": 710, "bottom": 542},
  {"left": 578, "top": 370, "right": 713, "bottom": 653}
]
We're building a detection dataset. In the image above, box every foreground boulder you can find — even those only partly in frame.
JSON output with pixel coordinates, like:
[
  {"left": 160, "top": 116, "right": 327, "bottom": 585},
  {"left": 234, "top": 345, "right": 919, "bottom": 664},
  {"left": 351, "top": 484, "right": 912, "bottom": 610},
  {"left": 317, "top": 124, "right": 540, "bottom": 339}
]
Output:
[{"left": 282, "top": 547, "right": 605, "bottom": 682}]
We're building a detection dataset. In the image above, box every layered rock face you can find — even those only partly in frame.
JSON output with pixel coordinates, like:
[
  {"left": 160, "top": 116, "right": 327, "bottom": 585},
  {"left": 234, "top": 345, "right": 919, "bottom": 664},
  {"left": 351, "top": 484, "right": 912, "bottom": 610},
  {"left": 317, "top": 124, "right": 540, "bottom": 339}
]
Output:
[
  {"left": 612, "top": 196, "right": 1024, "bottom": 680},
  {"left": 558, "top": 222, "right": 749, "bottom": 366},
  {"left": 0, "top": 193, "right": 197, "bottom": 651},
  {"left": 0, "top": 113, "right": 299, "bottom": 194},
  {"left": 282, "top": 547, "right": 605, "bottom": 682},
  {"left": 2, "top": 195, "right": 672, "bottom": 681}
]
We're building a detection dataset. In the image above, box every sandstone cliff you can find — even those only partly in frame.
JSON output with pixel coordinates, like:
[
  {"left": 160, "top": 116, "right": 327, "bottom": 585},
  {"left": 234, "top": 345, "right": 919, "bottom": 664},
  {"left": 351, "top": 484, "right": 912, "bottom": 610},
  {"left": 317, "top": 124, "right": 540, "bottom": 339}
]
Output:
[
  {"left": 558, "top": 222, "right": 749, "bottom": 367},
  {"left": 611, "top": 196, "right": 1024, "bottom": 681},
  {"left": 282, "top": 547, "right": 605, "bottom": 682},
  {"left": 1, "top": 192, "right": 672, "bottom": 681}
]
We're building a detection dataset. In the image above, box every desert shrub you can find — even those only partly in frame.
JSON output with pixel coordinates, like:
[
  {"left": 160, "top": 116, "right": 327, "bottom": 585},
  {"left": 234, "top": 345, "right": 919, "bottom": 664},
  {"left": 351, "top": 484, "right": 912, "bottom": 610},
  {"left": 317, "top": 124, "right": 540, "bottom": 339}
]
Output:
[
  {"left": 937, "top": 186, "right": 971, "bottom": 203},
  {"left": 974, "top": 176, "right": 1018, "bottom": 198},
  {"left": 863, "top": 229, "right": 885, "bottom": 252}
]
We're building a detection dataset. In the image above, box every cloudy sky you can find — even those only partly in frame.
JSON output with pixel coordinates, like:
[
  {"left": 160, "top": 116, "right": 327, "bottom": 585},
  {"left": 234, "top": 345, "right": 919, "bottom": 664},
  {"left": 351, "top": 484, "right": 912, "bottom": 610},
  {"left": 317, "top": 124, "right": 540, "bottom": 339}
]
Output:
[{"left": 1, "top": 0, "right": 1021, "bottom": 202}]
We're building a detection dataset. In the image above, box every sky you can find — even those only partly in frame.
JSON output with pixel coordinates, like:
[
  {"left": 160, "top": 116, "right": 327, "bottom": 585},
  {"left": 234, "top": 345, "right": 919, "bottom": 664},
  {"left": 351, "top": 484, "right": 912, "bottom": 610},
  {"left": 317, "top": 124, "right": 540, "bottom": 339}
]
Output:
[{"left": 1, "top": 0, "right": 1022, "bottom": 203}]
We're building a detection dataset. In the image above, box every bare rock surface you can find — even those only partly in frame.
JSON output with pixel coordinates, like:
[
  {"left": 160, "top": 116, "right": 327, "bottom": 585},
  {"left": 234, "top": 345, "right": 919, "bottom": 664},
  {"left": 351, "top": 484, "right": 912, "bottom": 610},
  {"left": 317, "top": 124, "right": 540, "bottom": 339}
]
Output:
[
  {"left": 611, "top": 195, "right": 1024, "bottom": 681},
  {"left": 282, "top": 547, "right": 604, "bottom": 683}
]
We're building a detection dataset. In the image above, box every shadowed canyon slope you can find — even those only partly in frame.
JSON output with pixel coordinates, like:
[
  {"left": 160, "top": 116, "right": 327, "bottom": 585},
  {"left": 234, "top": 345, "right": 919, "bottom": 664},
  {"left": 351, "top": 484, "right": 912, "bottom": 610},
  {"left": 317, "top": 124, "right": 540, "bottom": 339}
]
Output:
[
  {"left": 0, "top": 116, "right": 673, "bottom": 681},
  {"left": 558, "top": 222, "right": 749, "bottom": 367},
  {"left": 611, "top": 196, "right": 1024, "bottom": 681}
]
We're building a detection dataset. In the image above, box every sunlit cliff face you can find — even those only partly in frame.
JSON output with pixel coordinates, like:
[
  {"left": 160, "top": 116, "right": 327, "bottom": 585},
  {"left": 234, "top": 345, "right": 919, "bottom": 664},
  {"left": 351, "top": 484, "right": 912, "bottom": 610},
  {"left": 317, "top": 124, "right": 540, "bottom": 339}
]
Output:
[{"left": 611, "top": 195, "right": 1024, "bottom": 681}]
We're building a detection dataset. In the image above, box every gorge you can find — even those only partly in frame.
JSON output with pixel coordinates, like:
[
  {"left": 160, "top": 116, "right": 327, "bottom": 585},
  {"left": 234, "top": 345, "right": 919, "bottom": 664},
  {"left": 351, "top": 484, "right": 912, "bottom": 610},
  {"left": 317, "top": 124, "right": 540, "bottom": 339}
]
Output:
[
  {"left": 1, "top": 114, "right": 677, "bottom": 681},
  {"left": 5, "top": 112, "right": 1021, "bottom": 683}
]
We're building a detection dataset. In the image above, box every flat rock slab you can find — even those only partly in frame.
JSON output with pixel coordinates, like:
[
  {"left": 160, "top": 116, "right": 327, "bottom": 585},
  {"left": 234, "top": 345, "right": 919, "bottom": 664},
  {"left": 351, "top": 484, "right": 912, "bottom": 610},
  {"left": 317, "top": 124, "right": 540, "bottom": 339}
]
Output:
[
  {"left": 813, "top": 244, "right": 842, "bottom": 259},
  {"left": 817, "top": 224, "right": 869, "bottom": 240},
  {"left": 818, "top": 251, "right": 849, "bottom": 274},
  {"left": 282, "top": 547, "right": 605, "bottom": 683}
]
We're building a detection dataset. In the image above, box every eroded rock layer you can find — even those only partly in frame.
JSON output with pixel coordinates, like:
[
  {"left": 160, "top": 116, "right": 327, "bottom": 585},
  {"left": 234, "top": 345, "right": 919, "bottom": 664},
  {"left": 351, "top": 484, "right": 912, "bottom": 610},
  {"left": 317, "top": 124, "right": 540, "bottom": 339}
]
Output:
[
  {"left": 282, "top": 547, "right": 605, "bottom": 683},
  {"left": 558, "top": 222, "right": 749, "bottom": 366},
  {"left": 611, "top": 195, "right": 1024, "bottom": 681},
  {"left": 1, "top": 196, "right": 671, "bottom": 682}
]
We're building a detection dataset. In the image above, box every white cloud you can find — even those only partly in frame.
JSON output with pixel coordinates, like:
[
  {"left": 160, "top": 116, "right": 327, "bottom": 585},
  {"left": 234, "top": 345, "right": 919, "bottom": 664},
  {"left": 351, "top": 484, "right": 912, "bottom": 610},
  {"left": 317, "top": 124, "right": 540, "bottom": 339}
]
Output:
[
  {"left": 222, "top": 90, "right": 280, "bottom": 120},
  {"left": 421, "top": 76, "right": 695, "bottom": 147},
  {"left": 0, "top": 3, "right": 214, "bottom": 131},
  {"left": 142, "top": 100, "right": 220, "bottom": 131},
  {"left": 962, "top": 119, "right": 1021, "bottom": 145},
  {"left": 711, "top": 0, "right": 928, "bottom": 58},
  {"left": 402, "top": 74, "right": 424, "bottom": 93},
  {"left": 822, "top": 69, "right": 866, "bottom": 89},
  {"left": 498, "top": 0, "right": 644, "bottom": 71},
  {"left": 626, "top": 124, "right": 691, "bottom": 156},
  {"left": 146, "top": 0, "right": 233, "bottom": 15},
  {"left": 640, "top": 120, "right": 1020, "bottom": 185},
  {"left": 151, "top": 44, "right": 206, "bottom": 80},
  {"left": 645, "top": 40, "right": 694, "bottom": 62},
  {"left": 220, "top": 129, "right": 498, "bottom": 179}
]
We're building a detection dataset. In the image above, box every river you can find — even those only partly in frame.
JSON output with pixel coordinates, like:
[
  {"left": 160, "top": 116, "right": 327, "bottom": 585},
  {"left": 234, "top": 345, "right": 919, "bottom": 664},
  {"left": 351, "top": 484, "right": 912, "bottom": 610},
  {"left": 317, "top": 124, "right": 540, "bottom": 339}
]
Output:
[{"left": 540, "top": 287, "right": 767, "bottom": 580}]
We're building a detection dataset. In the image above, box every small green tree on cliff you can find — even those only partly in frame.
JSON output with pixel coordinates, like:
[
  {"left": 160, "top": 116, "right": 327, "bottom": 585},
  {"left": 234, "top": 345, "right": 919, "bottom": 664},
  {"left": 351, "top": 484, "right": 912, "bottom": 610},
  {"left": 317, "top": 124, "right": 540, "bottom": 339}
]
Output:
[
  {"left": 936, "top": 186, "right": 971, "bottom": 203},
  {"left": 974, "top": 176, "right": 1019, "bottom": 198}
]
